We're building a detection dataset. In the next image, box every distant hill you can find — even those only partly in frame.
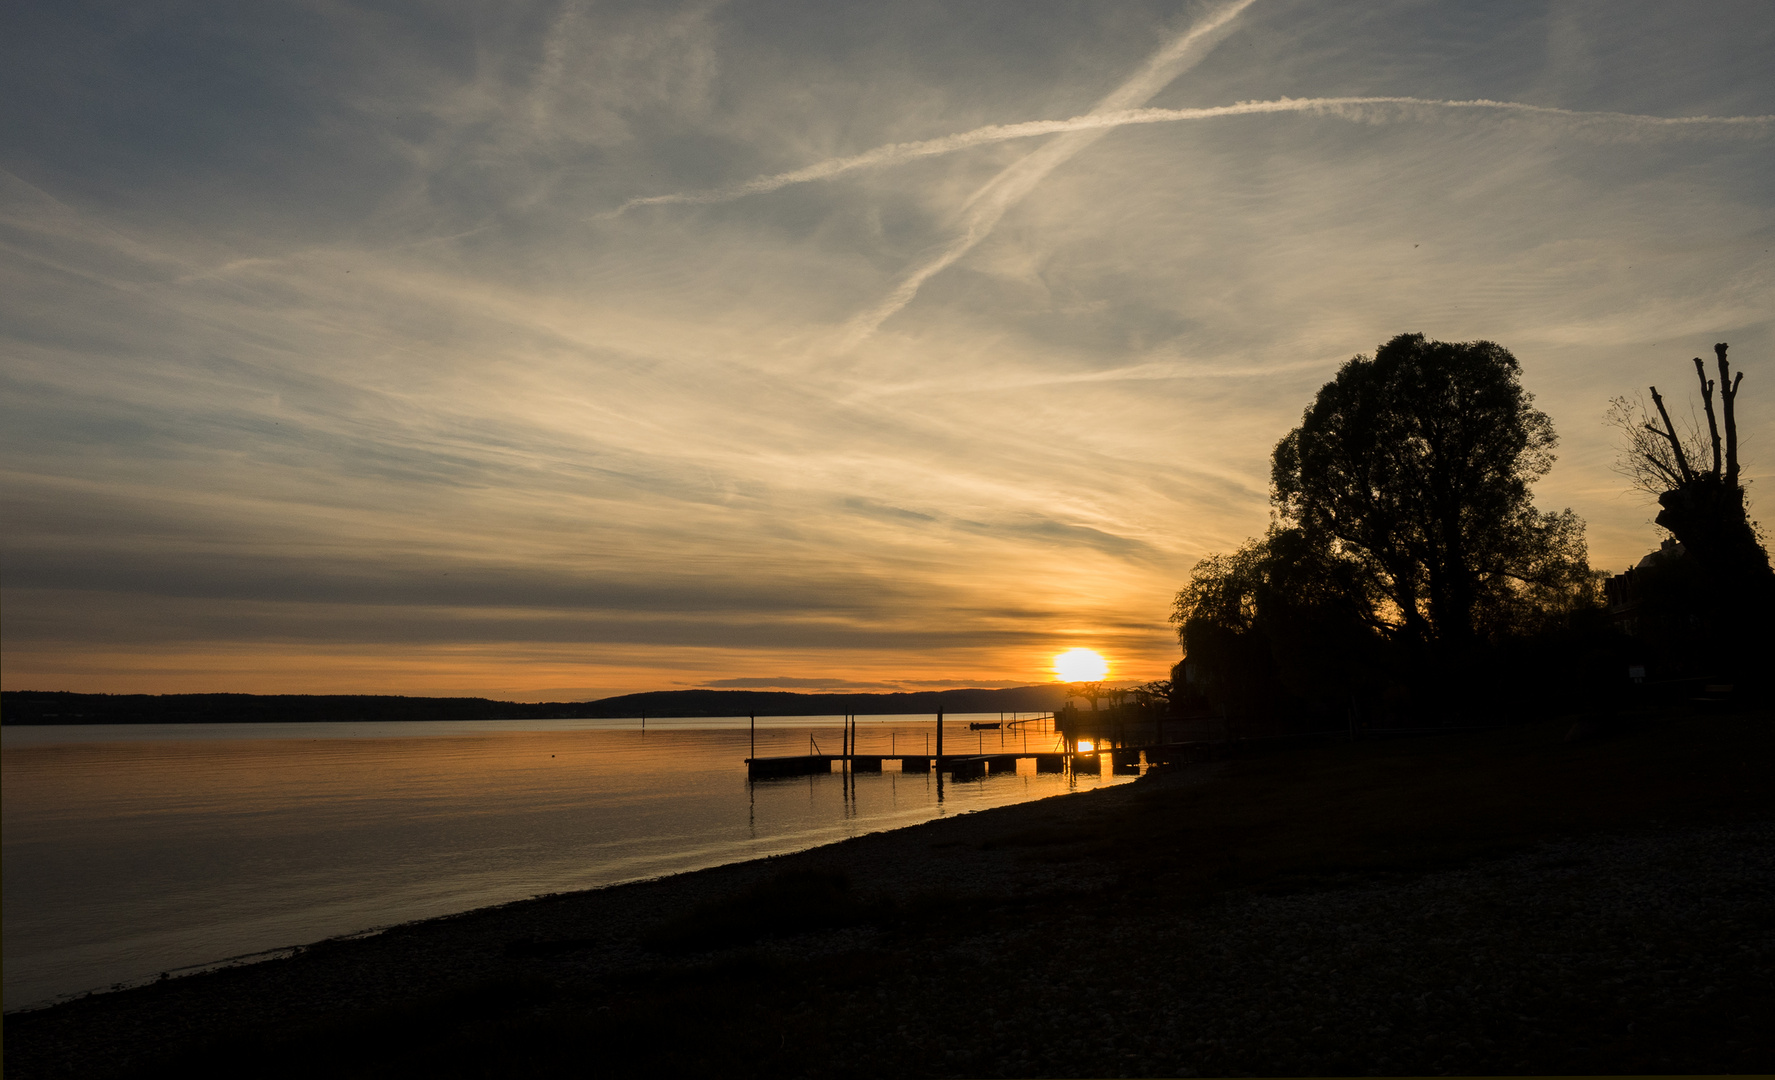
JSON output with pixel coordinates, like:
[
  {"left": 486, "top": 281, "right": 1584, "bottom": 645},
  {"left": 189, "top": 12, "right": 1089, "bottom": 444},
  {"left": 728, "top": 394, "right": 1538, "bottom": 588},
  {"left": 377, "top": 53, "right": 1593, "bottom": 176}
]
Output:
[
  {"left": 588, "top": 686, "right": 1069, "bottom": 718},
  {"left": 0, "top": 686, "right": 1070, "bottom": 725}
]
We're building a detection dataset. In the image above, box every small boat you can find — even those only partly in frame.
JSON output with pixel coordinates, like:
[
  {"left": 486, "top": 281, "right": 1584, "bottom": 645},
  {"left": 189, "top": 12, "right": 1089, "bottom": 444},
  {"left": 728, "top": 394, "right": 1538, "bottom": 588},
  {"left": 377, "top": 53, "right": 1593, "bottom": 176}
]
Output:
[{"left": 967, "top": 721, "right": 1001, "bottom": 730}]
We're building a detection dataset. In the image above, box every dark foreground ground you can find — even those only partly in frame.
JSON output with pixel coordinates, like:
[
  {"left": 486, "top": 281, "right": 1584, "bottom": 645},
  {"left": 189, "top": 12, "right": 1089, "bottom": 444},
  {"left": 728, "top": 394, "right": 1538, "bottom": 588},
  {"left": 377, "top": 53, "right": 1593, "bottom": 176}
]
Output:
[{"left": 6, "top": 707, "right": 1773, "bottom": 1078}]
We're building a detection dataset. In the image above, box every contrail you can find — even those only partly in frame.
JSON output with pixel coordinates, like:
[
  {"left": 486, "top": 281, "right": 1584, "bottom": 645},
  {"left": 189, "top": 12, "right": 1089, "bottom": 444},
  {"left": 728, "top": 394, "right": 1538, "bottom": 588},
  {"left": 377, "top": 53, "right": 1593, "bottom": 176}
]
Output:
[
  {"left": 608, "top": 0, "right": 1257, "bottom": 221},
  {"left": 609, "top": 97, "right": 1775, "bottom": 216},
  {"left": 600, "top": 0, "right": 1771, "bottom": 350},
  {"left": 837, "top": 0, "right": 1261, "bottom": 350}
]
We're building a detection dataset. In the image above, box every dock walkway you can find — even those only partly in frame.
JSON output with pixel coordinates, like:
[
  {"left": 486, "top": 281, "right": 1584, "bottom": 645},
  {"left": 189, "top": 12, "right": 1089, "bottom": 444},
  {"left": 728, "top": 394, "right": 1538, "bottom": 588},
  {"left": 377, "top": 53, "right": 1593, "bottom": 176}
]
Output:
[{"left": 744, "top": 744, "right": 1212, "bottom": 780}]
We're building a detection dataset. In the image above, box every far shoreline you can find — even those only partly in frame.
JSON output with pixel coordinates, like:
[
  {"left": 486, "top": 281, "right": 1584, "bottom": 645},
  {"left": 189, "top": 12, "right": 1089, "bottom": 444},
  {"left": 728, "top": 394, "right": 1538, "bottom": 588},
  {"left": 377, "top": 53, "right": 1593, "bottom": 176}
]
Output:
[{"left": 0, "top": 686, "right": 1073, "bottom": 725}]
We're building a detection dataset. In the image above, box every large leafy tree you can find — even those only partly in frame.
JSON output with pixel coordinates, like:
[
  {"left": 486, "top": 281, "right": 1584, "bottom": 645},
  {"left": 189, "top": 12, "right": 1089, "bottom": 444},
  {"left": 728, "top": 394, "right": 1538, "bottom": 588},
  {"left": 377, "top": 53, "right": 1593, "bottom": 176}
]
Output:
[{"left": 1270, "top": 333, "right": 1592, "bottom": 657}]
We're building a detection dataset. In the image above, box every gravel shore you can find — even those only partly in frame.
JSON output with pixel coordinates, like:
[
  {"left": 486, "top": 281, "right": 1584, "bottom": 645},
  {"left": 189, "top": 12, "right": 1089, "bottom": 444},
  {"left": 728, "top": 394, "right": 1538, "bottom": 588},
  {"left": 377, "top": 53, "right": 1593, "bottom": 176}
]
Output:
[{"left": 7, "top": 716, "right": 1773, "bottom": 1078}]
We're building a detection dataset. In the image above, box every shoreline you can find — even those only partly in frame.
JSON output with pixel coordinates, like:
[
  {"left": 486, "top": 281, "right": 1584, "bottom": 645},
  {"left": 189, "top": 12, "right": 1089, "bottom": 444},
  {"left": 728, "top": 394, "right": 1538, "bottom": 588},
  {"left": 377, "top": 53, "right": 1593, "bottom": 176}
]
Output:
[
  {"left": 2, "top": 720, "right": 1132, "bottom": 1013},
  {"left": 6, "top": 768, "right": 1169, "bottom": 1076},
  {"left": 7, "top": 709, "right": 1773, "bottom": 1078}
]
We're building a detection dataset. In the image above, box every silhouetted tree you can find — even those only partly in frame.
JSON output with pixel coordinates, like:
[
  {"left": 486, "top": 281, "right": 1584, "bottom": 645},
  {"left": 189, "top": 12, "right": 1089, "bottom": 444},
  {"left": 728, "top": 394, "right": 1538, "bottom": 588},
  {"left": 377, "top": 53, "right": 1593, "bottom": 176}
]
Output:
[
  {"left": 1173, "top": 334, "right": 1609, "bottom": 726},
  {"left": 1613, "top": 344, "right": 1769, "bottom": 582},
  {"left": 1271, "top": 333, "right": 1593, "bottom": 661},
  {"left": 1065, "top": 681, "right": 1105, "bottom": 711},
  {"left": 1129, "top": 680, "right": 1172, "bottom": 709},
  {"left": 1608, "top": 343, "right": 1772, "bottom": 678}
]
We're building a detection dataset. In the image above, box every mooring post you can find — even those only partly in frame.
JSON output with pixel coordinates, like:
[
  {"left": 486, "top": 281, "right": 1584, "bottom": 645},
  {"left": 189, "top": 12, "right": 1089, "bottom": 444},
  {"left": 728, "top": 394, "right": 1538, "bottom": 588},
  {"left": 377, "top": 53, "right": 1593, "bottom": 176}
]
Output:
[
  {"left": 935, "top": 710, "right": 943, "bottom": 760},
  {"left": 750, "top": 713, "right": 755, "bottom": 759}
]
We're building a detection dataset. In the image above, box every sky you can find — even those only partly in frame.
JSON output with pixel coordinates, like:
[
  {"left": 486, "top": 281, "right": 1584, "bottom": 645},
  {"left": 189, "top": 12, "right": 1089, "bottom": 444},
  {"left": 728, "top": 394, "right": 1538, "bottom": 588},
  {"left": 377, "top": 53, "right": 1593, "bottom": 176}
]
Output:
[{"left": 2, "top": 0, "right": 1771, "bottom": 701}]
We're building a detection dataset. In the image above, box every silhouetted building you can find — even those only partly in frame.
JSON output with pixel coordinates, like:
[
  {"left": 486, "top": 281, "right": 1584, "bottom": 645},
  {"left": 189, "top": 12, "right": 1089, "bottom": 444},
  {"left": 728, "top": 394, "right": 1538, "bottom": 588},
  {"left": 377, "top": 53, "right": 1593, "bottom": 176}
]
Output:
[{"left": 1603, "top": 539, "right": 1686, "bottom": 638}]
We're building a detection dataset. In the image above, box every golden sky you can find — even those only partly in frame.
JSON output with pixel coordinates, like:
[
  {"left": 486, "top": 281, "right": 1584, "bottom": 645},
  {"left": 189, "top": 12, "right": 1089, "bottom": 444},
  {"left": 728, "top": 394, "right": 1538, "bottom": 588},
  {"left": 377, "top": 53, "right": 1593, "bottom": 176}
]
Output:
[{"left": 2, "top": 0, "right": 1771, "bottom": 699}]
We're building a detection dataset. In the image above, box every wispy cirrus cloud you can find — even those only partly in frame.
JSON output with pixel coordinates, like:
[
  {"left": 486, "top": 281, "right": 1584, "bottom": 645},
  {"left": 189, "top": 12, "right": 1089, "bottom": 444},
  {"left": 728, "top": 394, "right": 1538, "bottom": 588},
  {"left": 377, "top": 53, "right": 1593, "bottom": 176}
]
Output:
[{"left": 3, "top": 0, "right": 1771, "bottom": 698}]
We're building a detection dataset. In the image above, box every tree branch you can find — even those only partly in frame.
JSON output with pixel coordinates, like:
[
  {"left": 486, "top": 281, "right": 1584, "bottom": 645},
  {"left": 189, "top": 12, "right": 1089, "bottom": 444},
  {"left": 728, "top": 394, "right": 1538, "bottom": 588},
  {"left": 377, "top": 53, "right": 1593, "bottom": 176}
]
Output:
[
  {"left": 1716, "top": 343, "right": 1740, "bottom": 487},
  {"left": 1648, "top": 385, "right": 1694, "bottom": 483},
  {"left": 1639, "top": 451, "right": 1684, "bottom": 489},
  {"left": 1694, "top": 356, "right": 1722, "bottom": 478}
]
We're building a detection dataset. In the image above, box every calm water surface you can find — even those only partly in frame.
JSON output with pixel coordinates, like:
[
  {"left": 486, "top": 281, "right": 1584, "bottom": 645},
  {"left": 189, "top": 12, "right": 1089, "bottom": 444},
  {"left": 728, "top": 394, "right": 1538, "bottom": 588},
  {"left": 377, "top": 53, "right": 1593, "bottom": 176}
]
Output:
[{"left": 2, "top": 715, "right": 1128, "bottom": 1009}]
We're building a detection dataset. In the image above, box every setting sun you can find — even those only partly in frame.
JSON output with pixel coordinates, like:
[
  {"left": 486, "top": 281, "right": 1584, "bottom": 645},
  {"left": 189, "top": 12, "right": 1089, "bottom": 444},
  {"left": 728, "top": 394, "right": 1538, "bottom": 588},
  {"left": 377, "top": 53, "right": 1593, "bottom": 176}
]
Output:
[{"left": 1053, "top": 648, "right": 1108, "bottom": 683}]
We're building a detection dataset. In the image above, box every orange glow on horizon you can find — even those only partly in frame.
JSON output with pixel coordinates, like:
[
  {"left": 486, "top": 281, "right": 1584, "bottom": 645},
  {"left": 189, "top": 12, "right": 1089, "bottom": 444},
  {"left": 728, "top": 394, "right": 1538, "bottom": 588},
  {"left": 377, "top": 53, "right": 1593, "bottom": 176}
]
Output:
[{"left": 2, "top": 639, "right": 1177, "bottom": 701}]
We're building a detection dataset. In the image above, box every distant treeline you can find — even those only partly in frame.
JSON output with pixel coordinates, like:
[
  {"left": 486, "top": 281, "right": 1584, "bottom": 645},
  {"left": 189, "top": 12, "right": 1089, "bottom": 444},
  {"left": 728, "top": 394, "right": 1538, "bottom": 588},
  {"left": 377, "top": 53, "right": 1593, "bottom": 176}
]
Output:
[{"left": 0, "top": 686, "right": 1071, "bottom": 725}]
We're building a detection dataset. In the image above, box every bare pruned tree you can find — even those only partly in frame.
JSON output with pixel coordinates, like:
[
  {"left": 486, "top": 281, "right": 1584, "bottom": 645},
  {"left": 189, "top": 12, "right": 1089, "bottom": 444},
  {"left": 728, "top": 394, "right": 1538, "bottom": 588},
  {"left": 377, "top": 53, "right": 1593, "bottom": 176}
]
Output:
[
  {"left": 1610, "top": 344, "right": 1764, "bottom": 577},
  {"left": 1610, "top": 344, "right": 1771, "bottom": 678},
  {"left": 1608, "top": 344, "right": 1745, "bottom": 493}
]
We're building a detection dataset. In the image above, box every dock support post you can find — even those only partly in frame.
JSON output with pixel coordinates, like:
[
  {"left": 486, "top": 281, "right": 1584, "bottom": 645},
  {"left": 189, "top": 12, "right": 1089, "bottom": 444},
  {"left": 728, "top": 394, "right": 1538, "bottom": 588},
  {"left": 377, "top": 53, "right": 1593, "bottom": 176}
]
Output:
[
  {"left": 750, "top": 714, "right": 755, "bottom": 760},
  {"left": 936, "top": 711, "right": 943, "bottom": 761}
]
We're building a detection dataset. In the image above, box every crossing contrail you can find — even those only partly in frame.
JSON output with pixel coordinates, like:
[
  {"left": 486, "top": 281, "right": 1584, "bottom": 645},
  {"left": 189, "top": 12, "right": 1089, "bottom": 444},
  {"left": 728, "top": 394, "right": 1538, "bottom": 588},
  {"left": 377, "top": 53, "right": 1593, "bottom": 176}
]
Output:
[
  {"left": 600, "top": 0, "right": 1771, "bottom": 350},
  {"left": 610, "top": 97, "right": 1774, "bottom": 217},
  {"left": 836, "top": 0, "right": 1260, "bottom": 350}
]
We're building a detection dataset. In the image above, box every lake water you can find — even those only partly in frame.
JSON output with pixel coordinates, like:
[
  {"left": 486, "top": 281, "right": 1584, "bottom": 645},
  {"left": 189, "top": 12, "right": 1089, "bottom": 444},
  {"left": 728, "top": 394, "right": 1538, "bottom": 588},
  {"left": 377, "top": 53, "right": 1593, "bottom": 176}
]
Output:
[{"left": 2, "top": 714, "right": 1132, "bottom": 1010}]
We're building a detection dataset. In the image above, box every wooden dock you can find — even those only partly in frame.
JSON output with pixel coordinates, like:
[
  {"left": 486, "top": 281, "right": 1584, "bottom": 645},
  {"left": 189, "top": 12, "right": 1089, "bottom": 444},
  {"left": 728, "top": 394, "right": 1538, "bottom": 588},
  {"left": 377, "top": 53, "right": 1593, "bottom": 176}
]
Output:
[
  {"left": 741, "top": 711, "right": 1225, "bottom": 781},
  {"left": 744, "top": 748, "right": 1176, "bottom": 781}
]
